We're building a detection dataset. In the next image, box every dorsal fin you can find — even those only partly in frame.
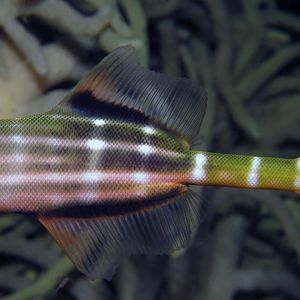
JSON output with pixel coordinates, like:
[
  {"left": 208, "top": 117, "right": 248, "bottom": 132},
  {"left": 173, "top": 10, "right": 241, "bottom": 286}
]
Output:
[
  {"left": 38, "top": 190, "right": 201, "bottom": 280},
  {"left": 58, "top": 46, "right": 207, "bottom": 142}
]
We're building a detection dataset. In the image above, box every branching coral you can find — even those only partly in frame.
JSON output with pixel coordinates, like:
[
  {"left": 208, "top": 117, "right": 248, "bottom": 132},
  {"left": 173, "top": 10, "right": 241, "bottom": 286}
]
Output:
[
  {"left": 1, "top": 256, "right": 73, "bottom": 300},
  {"left": 202, "top": 191, "right": 300, "bottom": 300},
  {"left": 0, "top": 0, "right": 48, "bottom": 76},
  {"left": 0, "top": 0, "right": 150, "bottom": 118},
  {"left": 0, "top": 0, "right": 143, "bottom": 77}
]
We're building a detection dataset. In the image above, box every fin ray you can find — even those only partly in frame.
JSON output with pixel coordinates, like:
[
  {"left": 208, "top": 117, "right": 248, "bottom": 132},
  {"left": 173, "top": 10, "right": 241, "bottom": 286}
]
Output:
[
  {"left": 38, "top": 190, "right": 202, "bottom": 280},
  {"left": 58, "top": 46, "right": 207, "bottom": 141}
]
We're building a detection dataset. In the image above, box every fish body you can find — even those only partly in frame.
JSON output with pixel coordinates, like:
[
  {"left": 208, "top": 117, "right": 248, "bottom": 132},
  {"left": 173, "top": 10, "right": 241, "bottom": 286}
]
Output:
[
  {"left": 0, "top": 108, "right": 191, "bottom": 212},
  {"left": 0, "top": 113, "right": 298, "bottom": 213},
  {"left": 0, "top": 46, "right": 299, "bottom": 279}
]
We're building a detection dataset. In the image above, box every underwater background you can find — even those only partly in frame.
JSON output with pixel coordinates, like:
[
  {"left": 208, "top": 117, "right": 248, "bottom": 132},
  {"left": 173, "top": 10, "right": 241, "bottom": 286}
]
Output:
[{"left": 0, "top": 0, "right": 300, "bottom": 299}]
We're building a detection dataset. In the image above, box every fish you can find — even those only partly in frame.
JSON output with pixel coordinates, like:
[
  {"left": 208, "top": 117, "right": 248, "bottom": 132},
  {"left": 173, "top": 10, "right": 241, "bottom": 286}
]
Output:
[{"left": 0, "top": 45, "right": 299, "bottom": 280}]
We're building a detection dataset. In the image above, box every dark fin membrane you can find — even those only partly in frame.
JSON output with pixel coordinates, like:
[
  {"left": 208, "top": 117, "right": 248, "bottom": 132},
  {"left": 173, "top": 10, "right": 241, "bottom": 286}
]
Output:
[
  {"left": 38, "top": 190, "right": 201, "bottom": 280},
  {"left": 190, "top": 134, "right": 204, "bottom": 149},
  {"left": 57, "top": 46, "right": 207, "bottom": 142}
]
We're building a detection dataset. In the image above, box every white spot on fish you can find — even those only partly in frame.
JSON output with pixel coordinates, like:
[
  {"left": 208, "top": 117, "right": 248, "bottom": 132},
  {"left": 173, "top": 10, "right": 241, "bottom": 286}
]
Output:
[
  {"left": 48, "top": 137, "right": 59, "bottom": 146},
  {"left": 11, "top": 135, "right": 24, "bottom": 143},
  {"left": 296, "top": 158, "right": 300, "bottom": 172},
  {"left": 138, "top": 144, "right": 153, "bottom": 155},
  {"left": 84, "top": 172, "right": 102, "bottom": 182},
  {"left": 133, "top": 172, "right": 149, "bottom": 183},
  {"left": 47, "top": 173, "right": 61, "bottom": 181},
  {"left": 93, "top": 119, "right": 106, "bottom": 126},
  {"left": 295, "top": 179, "right": 300, "bottom": 190},
  {"left": 13, "top": 153, "right": 25, "bottom": 163},
  {"left": 247, "top": 157, "right": 261, "bottom": 187},
  {"left": 87, "top": 139, "right": 106, "bottom": 151},
  {"left": 84, "top": 192, "right": 98, "bottom": 201},
  {"left": 6, "top": 174, "right": 22, "bottom": 184},
  {"left": 143, "top": 126, "right": 155, "bottom": 135},
  {"left": 191, "top": 153, "right": 207, "bottom": 181},
  {"left": 51, "top": 114, "right": 61, "bottom": 120},
  {"left": 295, "top": 158, "right": 300, "bottom": 190}
]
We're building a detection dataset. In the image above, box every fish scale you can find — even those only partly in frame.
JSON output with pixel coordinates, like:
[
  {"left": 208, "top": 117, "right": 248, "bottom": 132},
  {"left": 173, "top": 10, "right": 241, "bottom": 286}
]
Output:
[
  {"left": 0, "top": 110, "right": 191, "bottom": 214},
  {"left": 0, "top": 45, "right": 298, "bottom": 280}
]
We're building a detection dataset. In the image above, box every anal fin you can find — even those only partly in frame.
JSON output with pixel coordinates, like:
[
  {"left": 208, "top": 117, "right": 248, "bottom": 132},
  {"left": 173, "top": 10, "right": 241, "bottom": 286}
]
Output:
[{"left": 38, "top": 190, "right": 202, "bottom": 280}]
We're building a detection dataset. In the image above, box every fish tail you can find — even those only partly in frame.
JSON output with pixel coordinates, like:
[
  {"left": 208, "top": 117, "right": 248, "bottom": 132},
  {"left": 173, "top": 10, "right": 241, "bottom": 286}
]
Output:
[
  {"left": 0, "top": 45, "right": 207, "bottom": 280},
  {"left": 188, "top": 151, "right": 300, "bottom": 194}
]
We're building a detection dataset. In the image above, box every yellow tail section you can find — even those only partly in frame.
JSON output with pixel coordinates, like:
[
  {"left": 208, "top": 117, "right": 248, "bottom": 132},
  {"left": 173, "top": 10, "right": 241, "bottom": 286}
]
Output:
[{"left": 188, "top": 151, "right": 300, "bottom": 195}]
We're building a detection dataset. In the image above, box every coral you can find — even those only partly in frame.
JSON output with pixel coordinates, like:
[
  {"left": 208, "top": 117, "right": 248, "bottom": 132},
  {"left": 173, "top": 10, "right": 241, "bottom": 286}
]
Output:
[
  {"left": 1, "top": 256, "right": 73, "bottom": 300},
  {"left": 0, "top": 0, "right": 47, "bottom": 76},
  {"left": 0, "top": 0, "right": 146, "bottom": 117},
  {"left": 0, "top": 39, "right": 42, "bottom": 118}
]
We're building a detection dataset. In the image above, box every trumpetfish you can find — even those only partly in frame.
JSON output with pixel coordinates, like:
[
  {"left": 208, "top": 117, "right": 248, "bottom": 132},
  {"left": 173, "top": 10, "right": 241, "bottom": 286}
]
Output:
[{"left": 0, "top": 46, "right": 299, "bottom": 280}]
